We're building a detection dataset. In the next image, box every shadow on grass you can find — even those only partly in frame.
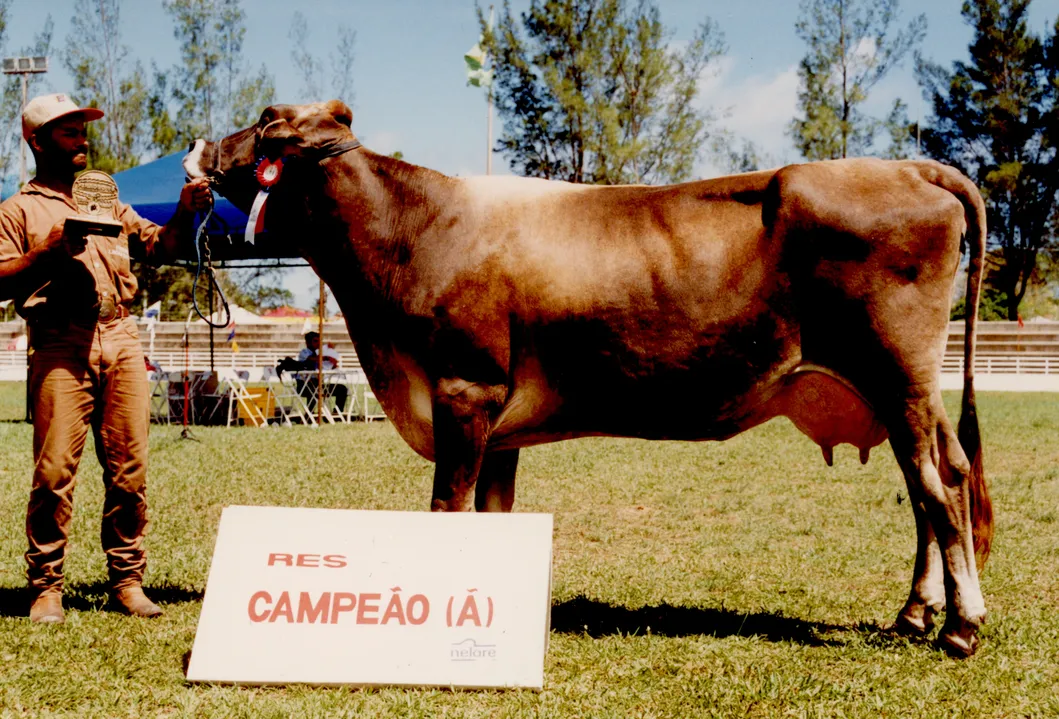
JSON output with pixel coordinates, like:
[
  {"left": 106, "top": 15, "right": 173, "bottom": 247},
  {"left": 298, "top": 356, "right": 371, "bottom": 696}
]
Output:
[
  {"left": 0, "top": 582, "right": 203, "bottom": 618},
  {"left": 550, "top": 595, "right": 904, "bottom": 648}
]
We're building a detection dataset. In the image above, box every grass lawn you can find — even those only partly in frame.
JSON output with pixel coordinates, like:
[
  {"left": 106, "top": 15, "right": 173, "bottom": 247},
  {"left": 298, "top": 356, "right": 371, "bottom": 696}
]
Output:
[{"left": 0, "top": 383, "right": 1056, "bottom": 717}]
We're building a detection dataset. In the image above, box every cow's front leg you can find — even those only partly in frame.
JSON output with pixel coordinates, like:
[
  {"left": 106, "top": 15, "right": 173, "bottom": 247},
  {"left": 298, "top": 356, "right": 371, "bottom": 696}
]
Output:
[
  {"left": 894, "top": 495, "right": 946, "bottom": 636},
  {"left": 430, "top": 378, "right": 507, "bottom": 512},
  {"left": 475, "top": 450, "right": 519, "bottom": 512}
]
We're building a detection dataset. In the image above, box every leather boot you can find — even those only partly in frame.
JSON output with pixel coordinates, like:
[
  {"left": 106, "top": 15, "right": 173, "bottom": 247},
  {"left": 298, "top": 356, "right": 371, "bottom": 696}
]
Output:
[
  {"left": 29, "top": 591, "right": 64, "bottom": 624},
  {"left": 111, "top": 586, "right": 163, "bottom": 618}
]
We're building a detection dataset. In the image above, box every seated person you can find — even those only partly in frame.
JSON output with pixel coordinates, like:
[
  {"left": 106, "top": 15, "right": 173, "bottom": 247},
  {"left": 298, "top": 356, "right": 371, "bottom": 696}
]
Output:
[
  {"left": 298, "top": 331, "right": 340, "bottom": 370},
  {"left": 277, "top": 331, "right": 348, "bottom": 413}
]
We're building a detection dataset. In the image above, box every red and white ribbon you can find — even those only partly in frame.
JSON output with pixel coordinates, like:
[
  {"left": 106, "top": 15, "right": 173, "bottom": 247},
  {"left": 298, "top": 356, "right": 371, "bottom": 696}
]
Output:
[{"left": 245, "top": 190, "right": 268, "bottom": 246}]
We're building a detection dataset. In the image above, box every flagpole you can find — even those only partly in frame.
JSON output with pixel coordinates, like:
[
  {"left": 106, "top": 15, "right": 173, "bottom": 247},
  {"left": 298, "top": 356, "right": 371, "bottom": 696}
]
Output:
[
  {"left": 466, "top": 5, "right": 495, "bottom": 176},
  {"left": 487, "top": 4, "right": 494, "bottom": 175}
]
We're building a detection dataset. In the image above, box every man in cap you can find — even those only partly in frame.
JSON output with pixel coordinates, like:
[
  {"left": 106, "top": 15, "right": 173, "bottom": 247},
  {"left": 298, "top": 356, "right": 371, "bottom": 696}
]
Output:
[{"left": 0, "top": 93, "right": 212, "bottom": 623}]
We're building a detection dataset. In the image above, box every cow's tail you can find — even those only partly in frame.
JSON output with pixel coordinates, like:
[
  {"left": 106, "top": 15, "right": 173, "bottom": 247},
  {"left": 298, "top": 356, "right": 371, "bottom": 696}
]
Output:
[{"left": 930, "top": 163, "right": 992, "bottom": 568}]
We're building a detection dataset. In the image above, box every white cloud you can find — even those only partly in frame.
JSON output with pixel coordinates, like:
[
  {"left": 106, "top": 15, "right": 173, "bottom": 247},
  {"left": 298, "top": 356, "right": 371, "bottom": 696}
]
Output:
[
  {"left": 697, "top": 55, "right": 735, "bottom": 99},
  {"left": 851, "top": 36, "right": 877, "bottom": 67},
  {"left": 698, "top": 58, "right": 801, "bottom": 153},
  {"left": 364, "top": 130, "right": 401, "bottom": 156},
  {"left": 696, "top": 56, "right": 801, "bottom": 176}
]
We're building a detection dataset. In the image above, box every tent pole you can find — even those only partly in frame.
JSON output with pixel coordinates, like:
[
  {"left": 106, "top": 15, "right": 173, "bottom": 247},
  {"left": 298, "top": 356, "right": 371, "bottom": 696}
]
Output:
[{"left": 317, "top": 279, "right": 325, "bottom": 426}]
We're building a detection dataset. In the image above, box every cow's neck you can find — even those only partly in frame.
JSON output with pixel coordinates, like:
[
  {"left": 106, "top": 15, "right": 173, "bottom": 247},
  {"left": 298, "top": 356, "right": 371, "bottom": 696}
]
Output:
[
  {"left": 297, "top": 150, "right": 457, "bottom": 379},
  {"left": 304, "top": 150, "right": 455, "bottom": 302}
]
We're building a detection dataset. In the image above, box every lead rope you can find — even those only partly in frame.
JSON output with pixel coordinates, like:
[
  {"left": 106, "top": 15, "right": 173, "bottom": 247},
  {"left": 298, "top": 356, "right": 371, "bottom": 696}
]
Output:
[{"left": 191, "top": 200, "right": 231, "bottom": 328}]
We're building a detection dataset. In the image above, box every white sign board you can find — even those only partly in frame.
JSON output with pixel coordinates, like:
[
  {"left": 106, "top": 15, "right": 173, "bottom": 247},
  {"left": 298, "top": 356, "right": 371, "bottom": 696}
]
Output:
[{"left": 186, "top": 506, "right": 553, "bottom": 689}]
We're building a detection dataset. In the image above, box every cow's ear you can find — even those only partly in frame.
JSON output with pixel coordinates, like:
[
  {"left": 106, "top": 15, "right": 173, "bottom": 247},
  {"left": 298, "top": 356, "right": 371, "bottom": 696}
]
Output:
[
  {"left": 325, "top": 99, "right": 353, "bottom": 128},
  {"left": 258, "top": 118, "right": 306, "bottom": 158}
]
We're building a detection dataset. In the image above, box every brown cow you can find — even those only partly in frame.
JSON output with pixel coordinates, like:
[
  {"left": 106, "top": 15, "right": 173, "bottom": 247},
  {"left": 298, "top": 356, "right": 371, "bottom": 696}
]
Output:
[{"left": 184, "top": 100, "right": 991, "bottom": 656}]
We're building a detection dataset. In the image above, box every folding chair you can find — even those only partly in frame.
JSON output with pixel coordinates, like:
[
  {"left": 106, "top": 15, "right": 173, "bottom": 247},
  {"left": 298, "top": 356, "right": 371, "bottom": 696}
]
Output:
[
  {"left": 223, "top": 371, "right": 270, "bottom": 428},
  {"left": 292, "top": 370, "right": 340, "bottom": 425},
  {"left": 330, "top": 370, "right": 360, "bottom": 422},
  {"left": 363, "top": 387, "right": 386, "bottom": 421},
  {"left": 319, "top": 370, "right": 354, "bottom": 423},
  {"left": 195, "top": 371, "right": 230, "bottom": 425},
  {"left": 263, "top": 367, "right": 315, "bottom": 426},
  {"left": 345, "top": 368, "right": 384, "bottom": 422},
  {"left": 147, "top": 371, "right": 170, "bottom": 424},
  {"left": 166, "top": 370, "right": 196, "bottom": 424}
]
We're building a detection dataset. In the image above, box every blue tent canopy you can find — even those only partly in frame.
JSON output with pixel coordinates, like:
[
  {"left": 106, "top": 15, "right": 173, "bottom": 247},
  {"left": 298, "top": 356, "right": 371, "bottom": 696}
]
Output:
[{"left": 113, "top": 152, "right": 299, "bottom": 262}]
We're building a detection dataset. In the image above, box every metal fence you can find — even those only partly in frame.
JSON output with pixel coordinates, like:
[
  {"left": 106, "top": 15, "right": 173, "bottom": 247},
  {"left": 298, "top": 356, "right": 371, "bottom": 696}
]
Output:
[
  {"left": 941, "top": 355, "right": 1059, "bottom": 375},
  {"left": 3, "top": 350, "right": 1059, "bottom": 376}
]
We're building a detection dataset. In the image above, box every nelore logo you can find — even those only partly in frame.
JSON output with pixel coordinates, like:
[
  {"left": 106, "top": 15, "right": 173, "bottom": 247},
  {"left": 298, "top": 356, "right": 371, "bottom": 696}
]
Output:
[{"left": 450, "top": 638, "right": 497, "bottom": 662}]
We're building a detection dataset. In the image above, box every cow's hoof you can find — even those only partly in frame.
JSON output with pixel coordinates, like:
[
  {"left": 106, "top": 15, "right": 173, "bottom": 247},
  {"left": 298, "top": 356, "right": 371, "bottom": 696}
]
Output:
[
  {"left": 893, "top": 602, "right": 941, "bottom": 636},
  {"left": 937, "top": 612, "right": 984, "bottom": 658},
  {"left": 894, "top": 613, "right": 933, "bottom": 637},
  {"left": 937, "top": 628, "right": 979, "bottom": 657}
]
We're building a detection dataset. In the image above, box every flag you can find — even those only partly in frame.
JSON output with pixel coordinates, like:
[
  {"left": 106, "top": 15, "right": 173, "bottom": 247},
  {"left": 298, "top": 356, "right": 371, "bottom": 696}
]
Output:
[
  {"left": 144, "top": 300, "right": 161, "bottom": 355},
  {"left": 1018, "top": 313, "right": 1024, "bottom": 329},
  {"left": 465, "top": 7, "right": 495, "bottom": 89},
  {"left": 231, "top": 341, "right": 240, "bottom": 353},
  {"left": 226, "top": 319, "right": 237, "bottom": 342}
]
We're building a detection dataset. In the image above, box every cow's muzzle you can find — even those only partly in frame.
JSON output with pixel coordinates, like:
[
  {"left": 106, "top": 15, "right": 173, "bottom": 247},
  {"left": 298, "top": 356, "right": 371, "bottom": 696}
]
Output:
[{"left": 183, "top": 139, "right": 209, "bottom": 180}]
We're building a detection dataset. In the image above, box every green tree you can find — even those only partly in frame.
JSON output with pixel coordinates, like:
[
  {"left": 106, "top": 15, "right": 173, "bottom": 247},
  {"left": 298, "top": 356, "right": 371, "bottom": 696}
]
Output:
[
  {"left": 918, "top": 0, "right": 1059, "bottom": 320},
  {"left": 789, "top": 0, "right": 926, "bottom": 160},
  {"left": 288, "top": 12, "right": 357, "bottom": 106},
  {"left": 145, "top": 0, "right": 287, "bottom": 314},
  {"left": 226, "top": 264, "right": 295, "bottom": 312},
  {"left": 63, "top": 0, "right": 149, "bottom": 173},
  {"left": 331, "top": 25, "right": 357, "bottom": 108},
  {"left": 159, "top": 0, "right": 275, "bottom": 147},
  {"left": 131, "top": 264, "right": 293, "bottom": 320},
  {"left": 482, "top": 0, "right": 725, "bottom": 184},
  {"left": 710, "top": 132, "right": 776, "bottom": 175},
  {"left": 146, "top": 64, "right": 180, "bottom": 155},
  {"left": 289, "top": 12, "right": 322, "bottom": 101}
]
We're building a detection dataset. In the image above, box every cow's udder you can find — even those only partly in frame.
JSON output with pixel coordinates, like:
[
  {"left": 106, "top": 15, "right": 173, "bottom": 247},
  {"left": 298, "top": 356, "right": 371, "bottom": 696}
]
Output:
[{"left": 775, "top": 364, "right": 888, "bottom": 466}]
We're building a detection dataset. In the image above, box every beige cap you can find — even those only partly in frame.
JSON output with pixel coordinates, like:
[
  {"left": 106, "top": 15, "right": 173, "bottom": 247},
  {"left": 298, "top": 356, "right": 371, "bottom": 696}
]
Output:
[{"left": 22, "top": 93, "right": 104, "bottom": 141}]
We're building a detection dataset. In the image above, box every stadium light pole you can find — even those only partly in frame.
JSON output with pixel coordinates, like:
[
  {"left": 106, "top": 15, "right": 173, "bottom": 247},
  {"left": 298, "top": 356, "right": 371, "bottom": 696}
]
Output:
[
  {"left": 4, "top": 56, "right": 49, "bottom": 423},
  {"left": 2, "top": 55, "right": 49, "bottom": 189}
]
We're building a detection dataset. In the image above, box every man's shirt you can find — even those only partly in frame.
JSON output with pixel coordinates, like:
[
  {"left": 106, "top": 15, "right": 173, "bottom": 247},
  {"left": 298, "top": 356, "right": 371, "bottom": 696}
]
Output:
[
  {"left": 297, "top": 345, "right": 340, "bottom": 370},
  {"left": 0, "top": 178, "right": 163, "bottom": 323}
]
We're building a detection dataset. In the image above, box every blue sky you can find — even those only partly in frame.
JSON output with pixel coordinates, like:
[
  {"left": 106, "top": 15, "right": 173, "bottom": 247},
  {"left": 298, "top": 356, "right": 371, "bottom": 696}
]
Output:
[{"left": 7, "top": 0, "right": 1059, "bottom": 309}]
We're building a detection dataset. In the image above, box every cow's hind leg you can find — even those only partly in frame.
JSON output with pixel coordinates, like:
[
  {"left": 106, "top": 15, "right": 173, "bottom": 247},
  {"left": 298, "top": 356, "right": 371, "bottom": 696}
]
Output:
[
  {"left": 475, "top": 449, "right": 519, "bottom": 512},
  {"left": 887, "top": 390, "right": 985, "bottom": 656},
  {"left": 430, "top": 379, "right": 507, "bottom": 512},
  {"left": 894, "top": 498, "right": 946, "bottom": 636}
]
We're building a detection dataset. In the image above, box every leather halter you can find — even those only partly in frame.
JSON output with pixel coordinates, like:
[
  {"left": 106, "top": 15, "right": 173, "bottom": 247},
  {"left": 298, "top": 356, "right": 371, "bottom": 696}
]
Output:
[
  {"left": 205, "top": 137, "right": 363, "bottom": 188},
  {"left": 312, "top": 139, "right": 363, "bottom": 160}
]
